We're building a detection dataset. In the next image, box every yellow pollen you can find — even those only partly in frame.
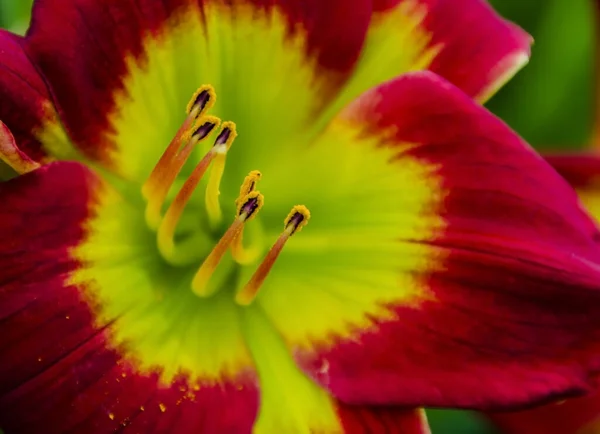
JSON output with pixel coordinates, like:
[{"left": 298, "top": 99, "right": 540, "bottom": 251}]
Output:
[
  {"left": 235, "top": 205, "right": 310, "bottom": 306},
  {"left": 237, "top": 170, "right": 262, "bottom": 203},
  {"left": 205, "top": 122, "right": 237, "bottom": 228},
  {"left": 232, "top": 171, "right": 263, "bottom": 264},
  {"left": 192, "top": 191, "right": 264, "bottom": 297}
]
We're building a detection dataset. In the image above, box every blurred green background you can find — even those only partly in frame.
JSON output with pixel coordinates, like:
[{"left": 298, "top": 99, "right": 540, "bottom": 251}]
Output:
[{"left": 0, "top": 0, "right": 596, "bottom": 433}]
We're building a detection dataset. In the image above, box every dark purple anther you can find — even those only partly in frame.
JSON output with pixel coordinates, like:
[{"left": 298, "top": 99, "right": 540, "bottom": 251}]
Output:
[
  {"left": 239, "top": 197, "right": 260, "bottom": 218},
  {"left": 192, "top": 89, "right": 211, "bottom": 113},
  {"left": 192, "top": 121, "right": 217, "bottom": 140},
  {"left": 214, "top": 128, "right": 232, "bottom": 147},
  {"left": 286, "top": 212, "right": 305, "bottom": 232}
]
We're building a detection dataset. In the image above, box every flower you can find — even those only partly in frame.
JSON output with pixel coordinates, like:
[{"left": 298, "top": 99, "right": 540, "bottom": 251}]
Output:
[{"left": 2, "top": 1, "right": 600, "bottom": 433}]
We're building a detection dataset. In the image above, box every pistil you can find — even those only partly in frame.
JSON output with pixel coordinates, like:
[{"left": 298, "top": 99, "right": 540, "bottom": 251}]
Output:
[
  {"left": 235, "top": 206, "right": 310, "bottom": 305},
  {"left": 192, "top": 191, "right": 265, "bottom": 297}
]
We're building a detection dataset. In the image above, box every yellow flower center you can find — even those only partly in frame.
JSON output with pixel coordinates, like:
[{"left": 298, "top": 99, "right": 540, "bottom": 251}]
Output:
[{"left": 139, "top": 85, "right": 310, "bottom": 305}]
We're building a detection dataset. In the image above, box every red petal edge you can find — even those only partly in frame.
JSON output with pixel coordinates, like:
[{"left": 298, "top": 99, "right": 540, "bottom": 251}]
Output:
[{"left": 372, "top": 0, "right": 531, "bottom": 100}]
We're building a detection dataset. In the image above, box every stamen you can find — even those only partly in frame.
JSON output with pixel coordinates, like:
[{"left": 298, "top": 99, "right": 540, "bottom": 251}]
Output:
[
  {"left": 157, "top": 123, "right": 236, "bottom": 262},
  {"left": 205, "top": 122, "right": 238, "bottom": 228},
  {"left": 231, "top": 171, "right": 262, "bottom": 264},
  {"left": 144, "top": 116, "right": 220, "bottom": 230},
  {"left": 142, "top": 85, "right": 216, "bottom": 200},
  {"left": 192, "top": 192, "right": 265, "bottom": 297},
  {"left": 235, "top": 205, "right": 310, "bottom": 306}
]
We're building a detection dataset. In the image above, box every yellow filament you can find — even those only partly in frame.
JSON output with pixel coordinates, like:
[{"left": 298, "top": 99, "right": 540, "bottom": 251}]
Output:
[
  {"left": 157, "top": 150, "right": 217, "bottom": 261},
  {"left": 193, "top": 192, "right": 264, "bottom": 297},
  {"left": 205, "top": 122, "right": 237, "bottom": 228},
  {"left": 235, "top": 205, "right": 310, "bottom": 306},
  {"left": 145, "top": 116, "right": 220, "bottom": 230},
  {"left": 231, "top": 228, "right": 261, "bottom": 265},
  {"left": 191, "top": 218, "right": 246, "bottom": 297}
]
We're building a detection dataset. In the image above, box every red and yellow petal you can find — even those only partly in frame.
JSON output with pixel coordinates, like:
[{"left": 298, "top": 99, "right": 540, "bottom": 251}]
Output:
[
  {"left": 487, "top": 393, "right": 600, "bottom": 434},
  {"left": 0, "top": 30, "right": 74, "bottom": 168},
  {"left": 321, "top": 0, "right": 532, "bottom": 123},
  {"left": 0, "top": 161, "right": 259, "bottom": 433},
  {"left": 252, "top": 72, "right": 600, "bottom": 410},
  {"left": 24, "top": 0, "right": 371, "bottom": 179}
]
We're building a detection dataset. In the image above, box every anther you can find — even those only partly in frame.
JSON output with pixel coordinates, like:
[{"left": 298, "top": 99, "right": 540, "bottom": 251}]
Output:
[
  {"left": 235, "top": 205, "right": 310, "bottom": 306},
  {"left": 144, "top": 116, "right": 220, "bottom": 230},
  {"left": 205, "top": 122, "right": 237, "bottom": 228},
  {"left": 232, "top": 171, "right": 262, "bottom": 264},
  {"left": 236, "top": 170, "right": 262, "bottom": 204},
  {"left": 186, "top": 85, "right": 216, "bottom": 119},
  {"left": 157, "top": 122, "right": 236, "bottom": 262},
  {"left": 143, "top": 85, "right": 216, "bottom": 200},
  {"left": 192, "top": 192, "right": 264, "bottom": 297}
]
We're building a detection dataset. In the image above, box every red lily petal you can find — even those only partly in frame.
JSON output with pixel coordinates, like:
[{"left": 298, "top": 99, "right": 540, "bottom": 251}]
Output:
[
  {"left": 0, "top": 30, "right": 71, "bottom": 165},
  {"left": 487, "top": 393, "right": 600, "bottom": 434},
  {"left": 286, "top": 72, "right": 600, "bottom": 410},
  {"left": 24, "top": 0, "right": 371, "bottom": 174},
  {"left": 369, "top": 0, "right": 531, "bottom": 101},
  {"left": 338, "top": 405, "right": 431, "bottom": 434},
  {"left": 0, "top": 162, "right": 258, "bottom": 433},
  {"left": 483, "top": 155, "right": 600, "bottom": 434}
]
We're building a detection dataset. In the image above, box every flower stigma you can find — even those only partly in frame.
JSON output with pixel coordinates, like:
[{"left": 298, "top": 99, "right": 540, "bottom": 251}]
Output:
[{"left": 141, "top": 86, "right": 310, "bottom": 304}]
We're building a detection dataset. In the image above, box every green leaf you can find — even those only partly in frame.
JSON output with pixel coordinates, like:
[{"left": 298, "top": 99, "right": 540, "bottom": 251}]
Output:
[{"left": 487, "top": 0, "right": 595, "bottom": 150}]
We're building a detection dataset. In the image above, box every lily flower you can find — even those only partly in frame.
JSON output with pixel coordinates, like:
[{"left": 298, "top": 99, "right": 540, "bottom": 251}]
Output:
[{"left": 2, "top": 1, "right": 600, "bottom": 433}]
